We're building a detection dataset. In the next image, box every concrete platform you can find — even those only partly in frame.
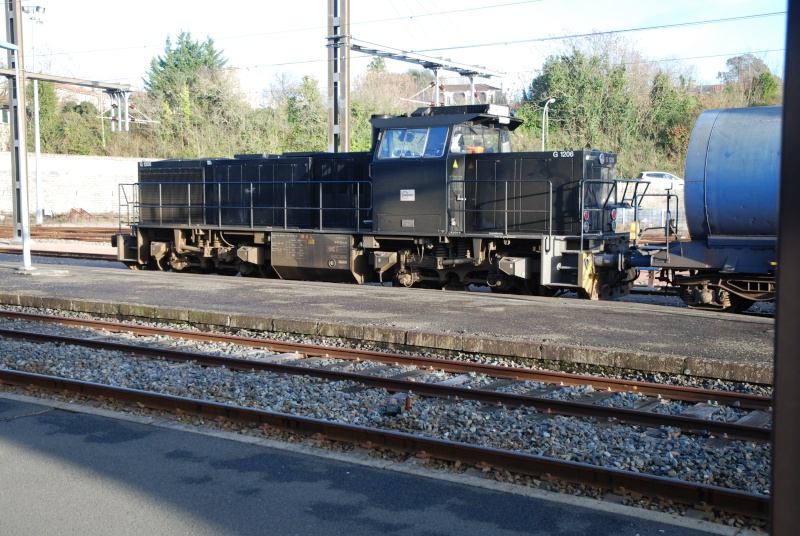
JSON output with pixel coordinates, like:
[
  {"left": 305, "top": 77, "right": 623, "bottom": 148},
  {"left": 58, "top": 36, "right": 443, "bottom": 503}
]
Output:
[
  {"left": 0, "top": 393, "right": 744, "bottom": 535},
  {"left": 0, "top": 259, "right": 774, "bottom": 384}
]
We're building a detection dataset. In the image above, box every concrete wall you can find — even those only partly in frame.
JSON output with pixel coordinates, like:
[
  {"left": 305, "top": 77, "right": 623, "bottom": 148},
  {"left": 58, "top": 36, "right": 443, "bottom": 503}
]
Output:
[{"left": 0, "top": 152, "right": 145, "bottom": 219}]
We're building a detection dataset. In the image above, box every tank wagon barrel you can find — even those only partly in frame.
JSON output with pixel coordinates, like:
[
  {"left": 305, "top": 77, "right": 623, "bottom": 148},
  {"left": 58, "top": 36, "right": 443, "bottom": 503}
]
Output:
[{"left": 627, "top": 106, "right": 780, "bottom": 312}]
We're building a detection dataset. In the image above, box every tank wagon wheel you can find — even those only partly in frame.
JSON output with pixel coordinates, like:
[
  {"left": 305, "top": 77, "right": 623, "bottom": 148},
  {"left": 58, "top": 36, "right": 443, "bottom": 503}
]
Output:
[
  {"left": 678, "top": 286, "right": 754, "bottom": 313},
  {"left": 727, "top": 295, "right": 756, "bottom": 313}
]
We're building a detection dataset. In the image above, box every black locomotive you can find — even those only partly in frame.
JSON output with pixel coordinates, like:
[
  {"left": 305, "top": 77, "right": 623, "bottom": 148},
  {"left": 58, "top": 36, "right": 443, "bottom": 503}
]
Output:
[{"left": 114, "top": 104, "right": 638, "bottom": 299}]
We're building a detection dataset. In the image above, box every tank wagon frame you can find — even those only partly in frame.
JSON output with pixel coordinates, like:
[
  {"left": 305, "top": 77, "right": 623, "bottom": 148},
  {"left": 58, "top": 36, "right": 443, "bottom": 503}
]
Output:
[
  {"left": 629, "top": 107, "right": 780, "bottom": 312},
  {"left": 114, "top": 104, "right": 637, "bottom": 299}
]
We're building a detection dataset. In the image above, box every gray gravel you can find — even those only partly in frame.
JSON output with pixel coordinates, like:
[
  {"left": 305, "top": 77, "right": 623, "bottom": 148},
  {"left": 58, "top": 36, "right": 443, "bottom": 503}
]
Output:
[{"left": 0, "top": 312, "right": 772, "bottom": 500}]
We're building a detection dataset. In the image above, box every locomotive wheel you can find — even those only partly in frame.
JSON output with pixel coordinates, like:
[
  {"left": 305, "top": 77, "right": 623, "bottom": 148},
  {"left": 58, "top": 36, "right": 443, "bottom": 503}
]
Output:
[{"left": 124, "top": 260, "right": 158, "bottom": 271}]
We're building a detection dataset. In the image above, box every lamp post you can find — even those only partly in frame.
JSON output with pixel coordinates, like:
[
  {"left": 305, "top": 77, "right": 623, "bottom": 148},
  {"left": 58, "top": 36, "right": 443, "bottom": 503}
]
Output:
[
  {"left": 541, "top": 97, "right": 555, "bottom": 151},
  {"left": 22, "top": 4, "right": 45, "bottom": 225}
]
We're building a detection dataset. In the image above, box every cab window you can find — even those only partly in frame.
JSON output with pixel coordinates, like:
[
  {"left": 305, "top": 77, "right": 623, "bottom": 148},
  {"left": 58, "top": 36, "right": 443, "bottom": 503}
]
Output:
[
  {"left": 450, "top": 124, "right": 512, "bottom": 154},
  {"left": 378, "top": 127, "right": 448, "bottom": 159}
]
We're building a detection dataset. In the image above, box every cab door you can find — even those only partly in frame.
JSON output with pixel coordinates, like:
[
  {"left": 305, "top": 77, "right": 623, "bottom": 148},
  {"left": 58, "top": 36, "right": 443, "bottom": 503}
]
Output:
[
  {"left": 371, "top": 127, "right": 449, "bottom": 235},
  {"left": 447, "top": 154, "right": 466, "bottom": 233}
]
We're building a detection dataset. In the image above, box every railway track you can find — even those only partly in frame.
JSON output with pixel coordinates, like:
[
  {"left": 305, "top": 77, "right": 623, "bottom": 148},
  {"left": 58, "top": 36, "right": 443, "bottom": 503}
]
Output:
[
  {"left": 0, "top": 311, "right": 771, "bottom": 519},
  {"left": 0, "top": 225, "right": 124, "bottom": 242},
  {"left": 0, "top": 246, "right": 116, "bottom": 262}
]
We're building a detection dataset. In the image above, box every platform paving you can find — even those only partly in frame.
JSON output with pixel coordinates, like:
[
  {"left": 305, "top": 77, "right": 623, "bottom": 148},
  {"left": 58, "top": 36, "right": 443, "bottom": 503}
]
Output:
[{"left": 0, "top": 259, "right": 775, "bottom": 384}]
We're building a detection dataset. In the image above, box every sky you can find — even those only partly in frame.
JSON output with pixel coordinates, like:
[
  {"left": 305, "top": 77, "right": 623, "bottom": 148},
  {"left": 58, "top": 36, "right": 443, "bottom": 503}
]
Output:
[{"left": 3, "top": 0, "right": 788, "bottom": 105}]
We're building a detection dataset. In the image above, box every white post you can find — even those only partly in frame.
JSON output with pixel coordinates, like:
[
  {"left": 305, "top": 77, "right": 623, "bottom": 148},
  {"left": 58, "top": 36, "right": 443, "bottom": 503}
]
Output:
[
  {"left": 11, "top": 47, "right": 31, "bottom": 269},
  {"left": 541, "top": 98, "right": 555, "bottom": 151},
  {"left": 34, "top": 78, "right": 41, "bottom": 224}
]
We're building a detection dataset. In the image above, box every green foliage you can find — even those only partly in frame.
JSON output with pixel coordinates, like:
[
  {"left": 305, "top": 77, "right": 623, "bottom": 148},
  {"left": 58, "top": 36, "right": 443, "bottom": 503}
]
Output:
[
  {"left": 523, "top": 46, "right": 645, "bottom": 169},
  {"left": 368, "top": 57, "right": 387, "bottom": 74},
  {"left": 145, "top": 31, "right": 227, "bottom": 102},
  {"left": 519, "top": 35, "right": 706, "bottom": 176},
  {"left": 25, "top": 81, "right": 106, "bottom": 155},
  {"left": 285, "top": 76, "right": 327, "bottom": 151},
  {"left": 21, "top": 30, "right": 784, "bottom": 171},
  {"left": 717, "top": 54, "right": 771, "bottom": 86},
  {"left": 406, "top": 69, "right": 434, "bottom": 89},
  {"left": 716, "top": 54, "right": 782, "bottom": 107},
  {"left": 749, "top": 72, "right": 781, "bottom": 106},
  {"left": 648, "top": 72, "right": 701, "bottom": 156}
]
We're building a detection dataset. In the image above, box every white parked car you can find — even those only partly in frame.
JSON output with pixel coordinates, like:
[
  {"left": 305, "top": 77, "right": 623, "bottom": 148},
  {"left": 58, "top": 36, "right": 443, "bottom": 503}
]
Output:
[{"left": 636, "top": 171, "right": 684, "bottom": 190}]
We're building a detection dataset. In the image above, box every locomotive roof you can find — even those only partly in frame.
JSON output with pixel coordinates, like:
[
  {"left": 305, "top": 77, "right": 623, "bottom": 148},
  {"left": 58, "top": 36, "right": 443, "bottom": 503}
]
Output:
[{"left": 370, "top": 104, "right": 523, "bottom": 131}]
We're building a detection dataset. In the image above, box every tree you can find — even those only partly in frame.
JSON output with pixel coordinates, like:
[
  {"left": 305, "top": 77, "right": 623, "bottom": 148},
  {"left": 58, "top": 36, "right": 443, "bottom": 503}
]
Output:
[
  {"left": 523, "top": 42, "right": 645, "bottom": 159},
  {"left": 716, "top": 54, "right": 782, "bottom": 107},
  {"left": 520, "top": 33, "right": 698, "bottom": 176},
  {"left": 648, "top": 71, "right": 701, "bottom": 156},
  {"left": 717, "top": 54, "right": 771, "bottom": 86},
  {"left": 750, "top": 71, "right": 781, "bottom": 105},
  {"left": 145, "top": 31, "right": 227, "bottom": 103},
  {"left": 142, "top": 31, "right": 252, "bottom": 157},
  {"left": 349, "top": 68, "right": 428, "bottom": 151},
  {"left": 284, "top": 76, "right": 327, "bottom": 152},
  {"left": 367, "top": 57, "right": 387, "bottom": 74}
]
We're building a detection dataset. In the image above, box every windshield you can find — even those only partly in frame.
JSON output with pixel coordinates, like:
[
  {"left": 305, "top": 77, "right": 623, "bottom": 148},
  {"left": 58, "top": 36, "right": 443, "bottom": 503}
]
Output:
[
  {"left": 450, "top": 124, "right": 512, "bottom": 154},
  {"left": 377, "top": 127, "right": 449, "bottom": 159}
]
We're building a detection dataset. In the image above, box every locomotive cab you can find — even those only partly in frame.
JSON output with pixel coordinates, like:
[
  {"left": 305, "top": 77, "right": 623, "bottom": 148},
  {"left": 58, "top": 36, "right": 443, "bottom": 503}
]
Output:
[
  {"left": 370, "top": 105, "right": 519, "bottom": 235},
  {"left": 366, "top": 105, "right": 633, "bottom": 297}
]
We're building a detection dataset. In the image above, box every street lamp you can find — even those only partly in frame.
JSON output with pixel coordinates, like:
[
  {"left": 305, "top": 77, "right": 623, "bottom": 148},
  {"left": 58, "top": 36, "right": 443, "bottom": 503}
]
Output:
[
  {"left": 541, "top": 97, "right": 556, "bottom": 151},
  {"left": 22, "top": 4, "right": 45, "bottom": 225}
]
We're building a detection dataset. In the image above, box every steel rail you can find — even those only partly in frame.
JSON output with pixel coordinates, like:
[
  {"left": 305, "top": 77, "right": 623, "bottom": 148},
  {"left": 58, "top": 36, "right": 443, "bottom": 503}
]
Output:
[
  {"left": 0, "top": 225, "right": 123, "bottom": 241},
  {"left": 0, "top": 326, "right": 771, "bottom": 442},
  {"left": 0, "top": 311, "right": 773, "bottom": 410},
  {"left": 0, "top": 368, "right": 770, "bottom": 519},
  {"left": 0, "top": 247, "right": 116, "bottom": 262}
]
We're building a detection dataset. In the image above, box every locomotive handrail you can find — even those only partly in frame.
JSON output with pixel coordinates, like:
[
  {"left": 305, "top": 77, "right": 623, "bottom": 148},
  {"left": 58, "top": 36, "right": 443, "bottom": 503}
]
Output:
[
  {"left": 632, "top": 190, "right": 684, "bottom": 262},
  {"left": 129, "top": 180, "right": 372, "bottom": 233},
  {"left": 117, "top": 183, "right": 140, "bottom": 234},
  {"left": 445, "top": 178, "right": 553, "bottom": 238},
  {"left": 579, "top": 178, "right": 627, "bottom": 235}
]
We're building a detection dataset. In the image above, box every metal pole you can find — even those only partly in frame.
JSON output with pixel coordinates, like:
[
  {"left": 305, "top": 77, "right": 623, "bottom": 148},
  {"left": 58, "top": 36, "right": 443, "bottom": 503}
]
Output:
[
  {"left": 770, "top": 3, "right": 800, "bottom": 531},
  {"left": 4, "top": 2, "right": 32, "bottom": 270},
  {"left": 469, "top": 75, "right": 475, "bottom": 105},
  {"left": 541, "top": 98, "right": 555, "bottom": 151},
  {"left": 327, "top": 0, "right": 349, "bottom": 152},
  {"left": 434, "top": 68, "right": 440, "bottom": 106},
  {"left": 124, "top": 91, "right": 130, "bottom": 132},
  {"left": 26, "top": 10, "right": 43, "bottom": 225},
  {"left": 341, "top": 0, "right": 350, "bottom": 152},
  {"left": 110, "top": 92, "right": 116, "bottom": 133},
  {"left": 14, "top": 53, "right": 29, "bottom": 268},
  {"left": 12, "top": 48, "right": 30, "bottom": 269},
  {"left": 33, "top": 78, "right": 41, "bottom": 224}
]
